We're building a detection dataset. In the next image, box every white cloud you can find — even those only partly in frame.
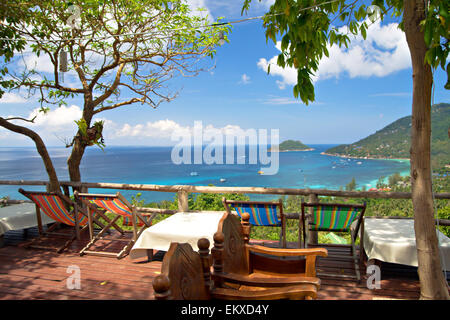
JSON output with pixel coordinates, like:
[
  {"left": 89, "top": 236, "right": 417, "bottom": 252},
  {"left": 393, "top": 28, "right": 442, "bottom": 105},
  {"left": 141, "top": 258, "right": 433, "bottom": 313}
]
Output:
[
  {"left": 115, "top": 119, "right": 190, "bottom": 139},
  {"left": 369, "top": 92, "right": 410, "bottom": 97},
  {"left": 262, "top": 96, "right": 302, "bottom": 105},
  {"left": 108, "top": 119, "right": 258, "bottom": 146},
  {"left": 258, "top": 20, "right": 411, "bottom": 88},
  {"left": 257, "top": 56, "right": 296, "bottom": 89},
  {"left": 19, "top": 51, "right": 55, "bottom": 74},
  {"left": 256, "top": 0, "right": 275, "bottom": 10},
  {"left": 239, "top": 74, "right": 251, "bottom": 85},
  {"left": 0, "top": 93, "right": 28, "bottom": 104},
  {"left": 185, "top": 0, "right": 214, "bottom": 21},
  {"left": 29, "top": 104, "right": 82, "bottom": 128},
  {"left": 0, "top": 104, "right": 84, "bottom": 146}
]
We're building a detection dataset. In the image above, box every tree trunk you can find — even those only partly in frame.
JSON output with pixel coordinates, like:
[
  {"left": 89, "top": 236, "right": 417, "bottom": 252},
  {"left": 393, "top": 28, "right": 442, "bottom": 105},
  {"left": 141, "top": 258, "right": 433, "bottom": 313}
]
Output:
[
  {"left": 403, "top": 0, "right": 449, "bottom": 300},
  {"left": 67, "top": 99, "right": 93, "bottom": 184},
  {"left": 67, "top": 136, "right": 86, "bottom": 183},
  {"left": 0, "top": 117, "right": 61, "bottom": 193}
]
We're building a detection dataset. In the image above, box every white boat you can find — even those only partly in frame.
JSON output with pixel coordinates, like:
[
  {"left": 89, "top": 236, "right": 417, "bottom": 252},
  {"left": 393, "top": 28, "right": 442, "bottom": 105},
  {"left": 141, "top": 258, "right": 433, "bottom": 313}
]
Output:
[
  {"left": 356, "top": 161, "right": 362, "bottom": 165},
  {"left": 190, "top": 172, "right": 199, "bottom": 176},
  {"left": 220, "top": 178, "right": 227, "bottom": 182}
]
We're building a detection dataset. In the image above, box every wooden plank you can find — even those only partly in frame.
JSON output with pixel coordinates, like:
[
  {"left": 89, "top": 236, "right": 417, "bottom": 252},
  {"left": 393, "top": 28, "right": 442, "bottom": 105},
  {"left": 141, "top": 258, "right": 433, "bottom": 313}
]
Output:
[
  {"left": 0, "top": 233, "right": 436, "bottom": 300},
  {"left": 1, "top": 179, "right": 449, "bottom": 199}
]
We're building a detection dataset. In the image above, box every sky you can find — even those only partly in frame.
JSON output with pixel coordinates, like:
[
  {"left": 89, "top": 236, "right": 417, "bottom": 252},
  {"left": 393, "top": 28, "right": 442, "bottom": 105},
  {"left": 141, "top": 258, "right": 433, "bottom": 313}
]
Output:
[{"left": 0, "top": 0, "right": 449, "bottom": 148}]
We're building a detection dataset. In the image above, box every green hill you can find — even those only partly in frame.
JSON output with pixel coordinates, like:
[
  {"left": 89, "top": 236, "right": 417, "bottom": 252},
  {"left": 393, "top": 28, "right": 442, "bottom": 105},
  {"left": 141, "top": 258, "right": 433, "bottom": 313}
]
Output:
[
  {"left": 325, "top": 103, "right": 450, "bottom": 169},
  {"left": 271, "top": 140, "right": 313, "bottom": 151}
]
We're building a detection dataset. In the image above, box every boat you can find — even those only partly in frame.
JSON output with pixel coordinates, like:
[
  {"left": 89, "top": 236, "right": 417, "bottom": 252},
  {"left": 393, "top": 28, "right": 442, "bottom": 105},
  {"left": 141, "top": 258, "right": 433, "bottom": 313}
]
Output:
[
  {"left": 190, "top": 172, "right": 199, "bottom": 176},
  {"left": 356, "top": 161, "right": 362, "bottom": 165},
  {"left": 220, "top": 178, "right": 227, "bottom": 182},
  {"left": 257, "top": 170, "right": 264, "bottom": 175}
]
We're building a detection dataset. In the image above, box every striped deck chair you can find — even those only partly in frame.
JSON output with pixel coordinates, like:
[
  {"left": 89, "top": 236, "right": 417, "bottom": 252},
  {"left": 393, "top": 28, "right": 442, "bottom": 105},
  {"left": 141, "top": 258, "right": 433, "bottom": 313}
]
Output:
[
  {"left": 222, "top": 198, "right": 286, "bottom": 248},
  {"left": 74, "top": 191, "right": 152, "bottom": 259},
  {"left": 301, "top": 202, "right": 366, "bottom": 281},
  {"left": 18, "top": 188, "right": 89, "bottom": 253}
]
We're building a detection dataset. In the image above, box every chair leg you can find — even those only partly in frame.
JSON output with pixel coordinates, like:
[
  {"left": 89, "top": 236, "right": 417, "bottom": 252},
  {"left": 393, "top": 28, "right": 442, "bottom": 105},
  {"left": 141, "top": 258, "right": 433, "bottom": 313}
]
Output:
[
  {"left": 79, "top": 215, "right": 121, "bottom": 256},
  {"left": 351, "top": 238, "right": 360, "bottom": 281}
]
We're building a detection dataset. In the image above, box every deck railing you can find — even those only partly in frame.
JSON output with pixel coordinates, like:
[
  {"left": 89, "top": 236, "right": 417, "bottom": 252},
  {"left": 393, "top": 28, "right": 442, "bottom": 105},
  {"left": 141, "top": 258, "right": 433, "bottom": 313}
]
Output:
[{"left": 1, "top": 179, "right": 450, "bottom": 244}]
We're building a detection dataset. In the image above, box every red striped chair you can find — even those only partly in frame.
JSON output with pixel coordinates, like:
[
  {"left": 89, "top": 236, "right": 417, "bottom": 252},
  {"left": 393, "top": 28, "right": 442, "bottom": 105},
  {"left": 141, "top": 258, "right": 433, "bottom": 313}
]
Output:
[
  {"left": 301, "top": 202, "right": 366, "bottom": 281},
  {"left": 18, "top": 188, "right": 90, "bottom": 253},
  {"left": 74, "top": 191, "right": 152, "bottom": 259},
  {"left": 222, "top": 198, "right": 286, "bottom": 248}
]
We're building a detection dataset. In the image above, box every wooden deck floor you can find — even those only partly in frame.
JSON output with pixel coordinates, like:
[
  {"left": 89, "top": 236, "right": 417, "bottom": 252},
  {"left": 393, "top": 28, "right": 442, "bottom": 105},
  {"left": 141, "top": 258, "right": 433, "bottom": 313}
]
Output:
[{"left": 0, "top": 226, "right": 447, "bottom": 300}]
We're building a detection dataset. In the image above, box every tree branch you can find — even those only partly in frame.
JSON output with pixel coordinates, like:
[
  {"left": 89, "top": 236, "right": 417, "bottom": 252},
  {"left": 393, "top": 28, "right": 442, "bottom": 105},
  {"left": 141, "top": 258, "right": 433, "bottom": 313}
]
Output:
[{"left": 93, "top": 97, "right": 144, "bottom": 114}]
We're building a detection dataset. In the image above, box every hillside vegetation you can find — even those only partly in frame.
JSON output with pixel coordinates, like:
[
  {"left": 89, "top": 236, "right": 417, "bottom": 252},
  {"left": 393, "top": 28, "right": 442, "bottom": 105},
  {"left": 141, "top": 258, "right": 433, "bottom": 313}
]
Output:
[{"left": 325, "top": 103, "right": 450, "bottom": 170}]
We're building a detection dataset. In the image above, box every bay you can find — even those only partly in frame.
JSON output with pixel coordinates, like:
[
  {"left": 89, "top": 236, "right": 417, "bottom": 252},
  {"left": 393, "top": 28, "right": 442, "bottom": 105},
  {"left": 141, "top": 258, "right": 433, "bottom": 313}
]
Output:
[{"left": 0, "top": 145, "right": 410, "bottom": 203}]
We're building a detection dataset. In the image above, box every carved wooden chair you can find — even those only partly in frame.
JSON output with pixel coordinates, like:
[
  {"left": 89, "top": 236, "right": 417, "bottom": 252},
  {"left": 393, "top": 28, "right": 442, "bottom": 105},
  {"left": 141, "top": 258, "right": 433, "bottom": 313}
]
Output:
[
  {"left": 18, "top": 188, "right": 92, "bottom": 253},
  {"left": 74, "top": 191, "right": 152, "bottom": 259},
  {"left": 222, "top": 198, "right": 287, "bottom": 248},
  {"left": 210, "top": 211, "right": 328, "bottom": 299},
  {"left": 153, "top": 240, "right": 324, "bottom": 300},
  {"left": 301, "top": 201, "right": 366, "bottom": 281},
  {"left": 153, "top": 212, "right": 328, "bottom": 300}
]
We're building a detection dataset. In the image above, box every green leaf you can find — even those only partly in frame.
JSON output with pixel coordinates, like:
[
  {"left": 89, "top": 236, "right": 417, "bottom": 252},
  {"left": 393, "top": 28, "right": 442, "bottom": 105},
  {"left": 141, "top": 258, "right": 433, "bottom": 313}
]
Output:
[{"left": 424, "top": 22, "right": 433, "bottom": 47}]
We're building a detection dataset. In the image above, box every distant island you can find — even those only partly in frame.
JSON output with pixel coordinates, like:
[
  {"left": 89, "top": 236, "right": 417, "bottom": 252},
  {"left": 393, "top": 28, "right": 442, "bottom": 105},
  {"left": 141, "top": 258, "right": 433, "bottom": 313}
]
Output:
[
  {"left": 324, "top": 103, "right": 449, "bottom": 170},
  {"left": 270, "top": 140, "right": 314, "bottom": 152}
]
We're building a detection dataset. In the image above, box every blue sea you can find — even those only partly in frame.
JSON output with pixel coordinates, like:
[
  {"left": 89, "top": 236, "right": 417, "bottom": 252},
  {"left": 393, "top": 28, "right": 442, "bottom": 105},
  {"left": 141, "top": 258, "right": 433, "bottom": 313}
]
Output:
[{"left": 0, "top": 145, "right": 410, "bottom": 203}]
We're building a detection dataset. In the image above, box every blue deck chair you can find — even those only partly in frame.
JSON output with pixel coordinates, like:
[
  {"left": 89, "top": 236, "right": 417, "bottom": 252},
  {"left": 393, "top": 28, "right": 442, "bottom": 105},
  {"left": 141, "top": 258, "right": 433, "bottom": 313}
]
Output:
[{"left": 222, "top": 198, "right": 286, "bottom": 248}]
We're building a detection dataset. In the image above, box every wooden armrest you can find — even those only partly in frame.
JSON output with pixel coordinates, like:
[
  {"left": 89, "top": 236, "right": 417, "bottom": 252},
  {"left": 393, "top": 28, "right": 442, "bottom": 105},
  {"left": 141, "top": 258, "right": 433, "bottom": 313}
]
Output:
[
  {"left": 213, "top": 272, "right": 321, "bottom": 288},
  {"left": 247, "top": 244, "right": 328, "bottom": 258},
  {"left": 211, "top": 284, "right": 317, "bottom": 300}
]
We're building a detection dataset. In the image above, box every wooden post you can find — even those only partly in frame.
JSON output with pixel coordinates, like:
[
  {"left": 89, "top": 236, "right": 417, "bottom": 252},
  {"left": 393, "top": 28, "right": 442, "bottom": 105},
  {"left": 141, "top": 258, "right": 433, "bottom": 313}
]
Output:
[
  {"left": 308, "top": 193, "right": 318, "bottom": 245},
  {"left": 240, "top": 212, "right": 251, "bottom": 245},
  {"left": 177, "top": 190, "right": 189, "bottom": 212},
  {"left": 211, "top": 231, "right": 224, "bottom": 288},
  {"left": 35, "top": 204, "right": 43, "bottom": 235},
  {"left": 197, "top": 238, "right": 212, "bottom": 293},
  {"left": 152, "top": 274, "right": 171, "bottom": 300},
  {"left": 62, "top": 185, "right": 70, "bottom": 198}
]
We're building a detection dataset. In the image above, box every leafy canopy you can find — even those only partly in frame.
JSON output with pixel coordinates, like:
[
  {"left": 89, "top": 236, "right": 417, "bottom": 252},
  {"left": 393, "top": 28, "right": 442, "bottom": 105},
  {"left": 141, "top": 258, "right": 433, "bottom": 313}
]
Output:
[{"left": 242, "top": 0, "right": 449, "bottom": 104}]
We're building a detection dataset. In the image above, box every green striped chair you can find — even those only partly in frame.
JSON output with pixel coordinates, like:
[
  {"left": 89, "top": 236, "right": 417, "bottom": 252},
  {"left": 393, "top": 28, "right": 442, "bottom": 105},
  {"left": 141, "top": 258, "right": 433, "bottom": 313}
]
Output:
[
  {"left": 222, "top": 198, "right": 286, "bottom": 248},
  {"left": 301, "top": 202, "right": 366, "bottom": 281},
  {"left": 74, "top": 191, "right": 152, "bottom": 259},
  {"left": 18, "top": 188, "right": 90, "bottom": 253}
]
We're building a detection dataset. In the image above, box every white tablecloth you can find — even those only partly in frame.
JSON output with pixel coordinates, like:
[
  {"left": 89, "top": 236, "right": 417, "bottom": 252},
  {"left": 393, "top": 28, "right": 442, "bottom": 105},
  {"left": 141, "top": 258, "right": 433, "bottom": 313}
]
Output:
[
  {"left": 129, "top": 211, "right": 226, "bottom": 260},
  {"left": 362, "top": 218, "right": 450, "bottom": 269},
  {"left": 0, "top": 203, "right": 56, "bottom": 236}
]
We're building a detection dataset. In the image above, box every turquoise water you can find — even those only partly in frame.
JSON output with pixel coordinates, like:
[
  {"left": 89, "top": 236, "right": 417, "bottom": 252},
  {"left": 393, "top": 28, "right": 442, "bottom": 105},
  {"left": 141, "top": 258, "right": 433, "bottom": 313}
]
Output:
[{"left": 0, "top": 145, "right": 410, "bottom": 202}]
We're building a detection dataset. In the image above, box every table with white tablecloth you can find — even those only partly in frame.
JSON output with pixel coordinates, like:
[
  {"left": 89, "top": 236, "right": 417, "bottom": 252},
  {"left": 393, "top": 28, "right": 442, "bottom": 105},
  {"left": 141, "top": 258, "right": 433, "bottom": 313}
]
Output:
[
  {"left": 129, "top": 211, "right": 226, "bottom": 260},
  {"left": 360, "top": 218, "right": 450, "bottom": 269},
  {"left": 0, "top": 203, "right": 55, "bottom": 236}
]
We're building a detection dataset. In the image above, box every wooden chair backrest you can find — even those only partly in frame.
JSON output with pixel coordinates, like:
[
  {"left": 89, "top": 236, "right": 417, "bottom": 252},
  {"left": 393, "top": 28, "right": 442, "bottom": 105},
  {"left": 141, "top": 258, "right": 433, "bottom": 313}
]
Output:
[
  {"left": 216, "top": 212, "right": 249, "bottom": 275},
  {"left": 156, "top": 242, "right": 210, "bottom": 300}
]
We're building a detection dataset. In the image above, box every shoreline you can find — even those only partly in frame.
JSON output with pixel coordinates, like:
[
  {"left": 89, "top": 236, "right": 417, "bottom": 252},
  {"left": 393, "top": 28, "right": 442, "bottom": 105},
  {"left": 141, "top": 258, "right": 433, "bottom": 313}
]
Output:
[
  {"left": 321, "top": 152, "right": 410, "bottom": 162},
  {"left": 270, "top": 148, "right": 315, "bottom": 152}
]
